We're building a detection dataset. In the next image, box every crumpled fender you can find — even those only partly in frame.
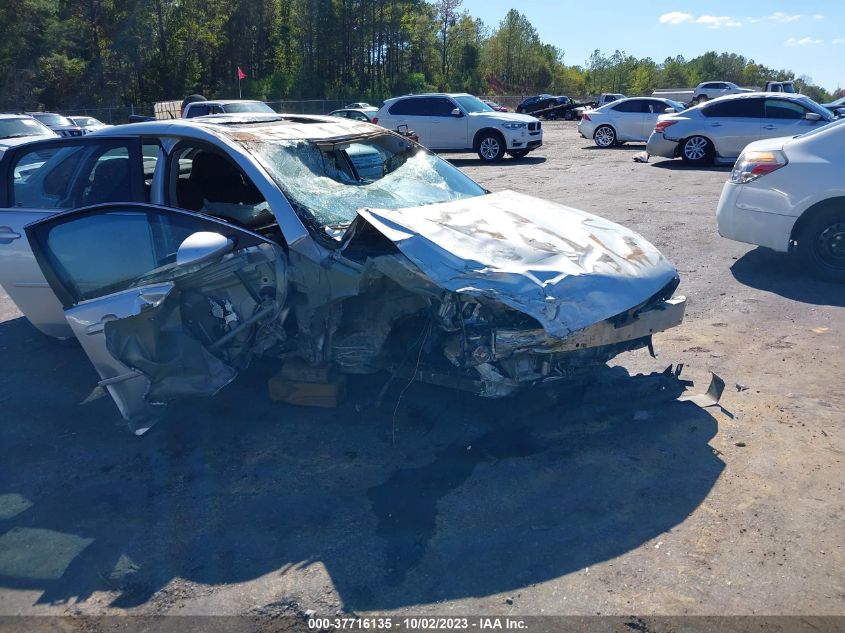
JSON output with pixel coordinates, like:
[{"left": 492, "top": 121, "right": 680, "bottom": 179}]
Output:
[{"left": 357, "top": 190, "right": 679, "bottom": 338}]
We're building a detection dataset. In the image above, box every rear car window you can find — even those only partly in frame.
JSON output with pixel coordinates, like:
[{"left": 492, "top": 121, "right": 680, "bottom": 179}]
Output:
[
  {"left": 10, "top": 140, "right": 144, "bottom": 209},
  {"left": 388, "top": 99, "right": 426, "bottom": 116},
  {"left": 702, "top": 99, "right": 762, "bottom": 118}
]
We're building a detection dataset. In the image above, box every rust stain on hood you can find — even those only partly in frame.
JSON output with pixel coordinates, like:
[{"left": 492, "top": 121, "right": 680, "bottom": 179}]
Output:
[{"left": 357, "top": 190, "right": 679, "bottom": 338}]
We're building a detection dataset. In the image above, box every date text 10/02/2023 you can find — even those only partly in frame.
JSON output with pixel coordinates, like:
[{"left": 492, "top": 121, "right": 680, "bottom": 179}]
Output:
[{"left": 307, "top": 617, "right": 528, "bottom": 630}]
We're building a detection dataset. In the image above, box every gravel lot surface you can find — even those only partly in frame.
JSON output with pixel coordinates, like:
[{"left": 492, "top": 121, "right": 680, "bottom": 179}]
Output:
[{"left": 0, "top": 122, "right": 842, "bottom": 620}]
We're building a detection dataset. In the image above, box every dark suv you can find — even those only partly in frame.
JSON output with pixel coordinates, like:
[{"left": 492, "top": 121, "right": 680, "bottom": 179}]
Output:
[{"left": 516, "top": 95, "right": 570, "bottom": 115}]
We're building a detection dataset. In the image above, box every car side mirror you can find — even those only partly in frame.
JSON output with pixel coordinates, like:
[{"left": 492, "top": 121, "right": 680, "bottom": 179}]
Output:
[
  {"left": 451, "top": 108, "right": 463, "bottom": 117},
  {"left": 804, "top": 112, "right": 822, "bottom": 121},
  {"left": 176, "top": 231, "right": 234, "bottom": 267},
  {"left": 664, "top": 107, "right": 675, "bottom": 114}
]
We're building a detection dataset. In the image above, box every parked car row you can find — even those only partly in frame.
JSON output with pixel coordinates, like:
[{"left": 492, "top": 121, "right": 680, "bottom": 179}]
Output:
[{"left": 573, "top": 89, "right": 843, "bottom": 283}]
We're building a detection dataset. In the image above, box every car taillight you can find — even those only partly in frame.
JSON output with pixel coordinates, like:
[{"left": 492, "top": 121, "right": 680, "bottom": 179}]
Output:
[
  {"left": 730, "top": 150, "right": 788, "bottom": 184},
  {"left": 582, "top": 114, "right": 591, "bottom": 122},
  {"left": 654, "top": 120, "right": 678, "bottom": 133},
  {"left": 371, "top": 116, "right": 379, "bottom": 125}
]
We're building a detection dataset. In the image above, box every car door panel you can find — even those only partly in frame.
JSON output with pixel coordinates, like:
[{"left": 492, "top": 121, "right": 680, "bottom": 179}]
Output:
[
  {"left": 25, "top": 203, "right": 288, "bottom": 431},
  {"left": 762, "top": 99, "right": 828, "bottom": 139},
  {"left": 611, "top": 100, "right": 646, "bottom": 141},
  {"left": 384, "top": 99, "right": 430, "bottom": 147},
  {"left": 641, "top": 101, "right": 668, "bottom": 139},
  {"left": 701, "top": 98, "right": 763, "bottom": 159},
  {"left": 428, "top": 97, "right": 466, "bottom": 149},
  {"left": 0, "top": 136, "right": 146, "bottom": 338}
]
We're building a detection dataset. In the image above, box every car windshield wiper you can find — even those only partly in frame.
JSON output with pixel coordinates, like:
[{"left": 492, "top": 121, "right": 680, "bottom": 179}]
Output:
[{"left": 1, "top": 133, "right": 39, "bottom": 139}]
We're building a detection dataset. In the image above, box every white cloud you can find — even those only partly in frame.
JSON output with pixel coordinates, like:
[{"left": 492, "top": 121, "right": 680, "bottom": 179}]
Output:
[
  {"left": 766, "top": 12, "right": 802, "bottom": 23},
  {"left": 833, "top": 38, "right": 845, "bottom": 45},
  {"left": 786, "top": 36, "right": 823, "bottom": 46},
  {"left": 695, "top": 15, "right": 742, "bottom": 28},
  {"left": 659, "top": 11, "right": 693, "bottom": 25},
  {"left": 661, "top": 11, "right": 828, "bottom": 28}
]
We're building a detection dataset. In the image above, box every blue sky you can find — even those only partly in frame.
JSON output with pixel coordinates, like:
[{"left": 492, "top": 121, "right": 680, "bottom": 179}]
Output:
[{"left": 460, "top": 0, "right": 844, "bottom": 91}]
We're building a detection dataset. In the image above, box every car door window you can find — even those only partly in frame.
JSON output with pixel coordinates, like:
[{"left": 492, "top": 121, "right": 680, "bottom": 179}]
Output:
[
  {"left": 169, "top": 144, "right": 272, "bottom": 229},
  {"left": 28, "top": 206, "right": 267, "bottom": 306},
  {"left": 9, "top": 139, "right": 144, "bottom": 209},
  {"left": 428, "top": 97, "right": 456, "bottom": 116},
  {"left": 612, "top": 100, "right": 644, "bottom": 113},
  {"left": 186, "top": 105, "right": 209, "bottom": 118},
  {"left": 764, "top": 99, "right": 807, "bottom": 119},
  {"left": 702, "top": 99, "right": 762, "bottom": 117}
]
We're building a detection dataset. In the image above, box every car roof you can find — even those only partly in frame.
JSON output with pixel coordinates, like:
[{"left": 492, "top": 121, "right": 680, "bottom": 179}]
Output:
[
  {"left": 383, "top": 92, "right": 473, "bottom": 103},
  {"left": 706, "top": 91, "right": 809, "bottom": 102},
  {"left": 0, "top": 113, "right": 35, "bottom": 120},
  {"left": 97, "top": 113, "right": 382, "bottom": 143},
  {"left": 189, "top": 99, "right": 265, "bottom": 106}
]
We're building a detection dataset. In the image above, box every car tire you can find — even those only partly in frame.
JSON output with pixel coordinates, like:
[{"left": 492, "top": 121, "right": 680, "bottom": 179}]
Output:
[
  {"left": 680, "top": 136, "right": 714, "bottom": 165},
  {"left": 795, "top": 207, "right": 845, "bottom": 283},
  {"left": 508, "top": 149, "right": 530, "bottom": 159},
  {"left": 593, "top": 125, "right": 616, "bottom": 148},
  {"left": 695, "top": 95, "right": 708, "bottom": 105},
  {"left": 564, "top": 111, "right": 574, "bottom": 121},
  {"left": 477, "top": 132, "right": 506, "bottom": 162}
]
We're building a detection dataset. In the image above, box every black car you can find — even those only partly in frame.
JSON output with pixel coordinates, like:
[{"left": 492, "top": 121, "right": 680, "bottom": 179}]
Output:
[
  {"left": 26, "top": 112, "right": 83, "bottom": 137},
  {"left": 515, "top": 95, "right": 575, "bottom": 119}
]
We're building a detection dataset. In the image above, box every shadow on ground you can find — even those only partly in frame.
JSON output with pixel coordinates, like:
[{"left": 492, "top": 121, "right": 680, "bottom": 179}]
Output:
[
  {"left": 731, "top": 247, "right": 845, "bottom": 307},
  {"left": 0, "top": 315, "right": 722, "bottom": 612},
  {"left": 580, "top": 144, "right": 646, "bottom": 151},
  {"left": 446, "top": 156, "right": 546, "bottom": 168},
  {"left": 649, "top": 159, "right": 731, "bottom": 172}
]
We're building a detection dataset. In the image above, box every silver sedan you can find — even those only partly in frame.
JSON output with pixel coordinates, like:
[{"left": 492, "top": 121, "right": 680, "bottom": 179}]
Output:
[
  {"left": 646, "top": 93, "right": 834, "bottom": 165},
  {"left": 577, "top": 97, "right": 685, "bottom": 147}
]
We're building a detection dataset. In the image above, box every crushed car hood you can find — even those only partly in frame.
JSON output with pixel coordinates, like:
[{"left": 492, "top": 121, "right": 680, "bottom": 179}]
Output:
[{"left": 357, "top": 190, "right": 679, "bottom": 338}]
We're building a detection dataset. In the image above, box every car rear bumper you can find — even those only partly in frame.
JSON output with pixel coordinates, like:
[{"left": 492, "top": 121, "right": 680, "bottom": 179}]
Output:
[
  {"left": 716, "top": 182, "right": 797, "bottom": 252},
  {"left": 646, "top": 132, "right": 678, "bottom": 159}
]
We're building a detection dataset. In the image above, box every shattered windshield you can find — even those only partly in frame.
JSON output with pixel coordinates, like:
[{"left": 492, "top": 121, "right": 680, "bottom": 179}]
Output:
[{"left": 245, "top": 133, "right": 486, "bottom": 231}]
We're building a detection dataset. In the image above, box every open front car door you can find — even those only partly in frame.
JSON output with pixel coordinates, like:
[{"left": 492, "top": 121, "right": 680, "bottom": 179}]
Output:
[{"left": 26, "top": 203, "right": 287, "bottom": 433}]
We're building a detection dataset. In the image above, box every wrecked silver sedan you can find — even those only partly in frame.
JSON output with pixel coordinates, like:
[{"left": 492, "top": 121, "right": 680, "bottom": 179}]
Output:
[{"left": 0, "top": 114, "right": 685, "bottom": 430}]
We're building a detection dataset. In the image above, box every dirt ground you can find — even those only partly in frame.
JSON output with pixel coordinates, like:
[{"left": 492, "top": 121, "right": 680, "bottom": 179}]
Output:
[{"left": 0, "top": 122, "right": 842, "bottom": 621}]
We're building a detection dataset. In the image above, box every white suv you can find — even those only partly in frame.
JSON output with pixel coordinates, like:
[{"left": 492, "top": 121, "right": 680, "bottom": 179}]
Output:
[
  {"left": 692, "top": 81, "right": 751, "bottom": 104},
  {"left": 374, "top": 93, "right": 542, "bottom": 162}
]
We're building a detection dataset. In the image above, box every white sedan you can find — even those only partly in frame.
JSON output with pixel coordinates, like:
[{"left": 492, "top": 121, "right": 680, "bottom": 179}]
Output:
[
  {"left": 716, "top": 118, "right": 845, "bottom": 282},
  {"left": 578, "top": 97, "right": 685, "bottom": 147}
]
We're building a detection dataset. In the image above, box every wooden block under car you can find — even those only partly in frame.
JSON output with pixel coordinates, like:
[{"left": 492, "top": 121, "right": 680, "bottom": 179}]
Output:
[
  {"left": 268, "top": 372, "right": 346, "bottom": 408},
  {"left": 276, "top": 358, "right": 338, "bottom": 383}
]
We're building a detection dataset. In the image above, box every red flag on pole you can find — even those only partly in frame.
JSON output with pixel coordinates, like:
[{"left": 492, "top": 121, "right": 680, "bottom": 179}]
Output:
[{"left": 237, "top": 66, "right": 247, "bottom": 80}]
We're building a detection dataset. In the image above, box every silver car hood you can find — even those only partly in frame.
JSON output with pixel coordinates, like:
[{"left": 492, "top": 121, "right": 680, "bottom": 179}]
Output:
[{"left": 357, "top": 190, "right": 678, "bottom": 338}]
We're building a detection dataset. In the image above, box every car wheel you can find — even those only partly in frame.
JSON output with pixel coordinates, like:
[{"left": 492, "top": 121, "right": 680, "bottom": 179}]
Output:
[
  {"left": 508, "top": 149, "right": 530, "bottom": 159},
  {"left": 593, "top": 125, "right": 616, "bottom": 148},
  {"left": 564, "top": 111, "right": 574, "bottom": 121},
  {"left": 796, "top": 208, "right": 845, "bottom": 283},
  {"left": 477, "top": 132, "right": 506, "bottom": 162},
  {"left": 695, "top": 95, "right": 708, "bottom": 105},
  {"left": 680, "top": 136, "right": 713, "bottom": 165}
]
